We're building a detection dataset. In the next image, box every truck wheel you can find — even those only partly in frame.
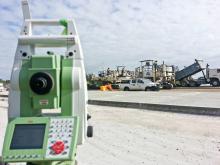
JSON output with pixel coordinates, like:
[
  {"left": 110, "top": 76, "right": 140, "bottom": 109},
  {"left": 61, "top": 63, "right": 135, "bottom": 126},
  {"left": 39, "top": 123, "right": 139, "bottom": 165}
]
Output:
[
  {"left": 124, "top": 87, "right": 130, "bottom": 91},
  {"left": 150, "top": 86, "right": 160, "bottom": 91},
  {"left": 189, "top": 82, "right": 197, "bottom": 87},
  {"left": 87, "top": 114, "right": 92, "bottom": 120},
  {"left": 195, "top": 83, "right": 201, "bottom": 87},
  {"left": 181, "top": 81, "right": 188, "bottom": 87},
  {"left": 145, "top": 87, "right": 150, "bottom": 91},
  {"left": 87, "top": 126, "right": 93, "bottom": 137},
  {"left": 211, "top": 79, "right": 220, "bottom": 86}
]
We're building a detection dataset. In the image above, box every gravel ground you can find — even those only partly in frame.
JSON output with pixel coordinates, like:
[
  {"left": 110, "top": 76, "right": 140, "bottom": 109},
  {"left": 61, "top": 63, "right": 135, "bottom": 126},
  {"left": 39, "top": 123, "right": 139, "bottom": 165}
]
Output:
[{"left": 77, "top": 105, "right": 220, "bottom": 165}]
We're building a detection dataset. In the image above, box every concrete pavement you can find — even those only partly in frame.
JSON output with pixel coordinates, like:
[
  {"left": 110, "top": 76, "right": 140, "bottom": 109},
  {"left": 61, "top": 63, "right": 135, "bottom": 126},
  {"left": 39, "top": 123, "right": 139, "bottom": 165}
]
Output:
[{"left": 88, "top": 90, "right": 220, "bottom": 108}]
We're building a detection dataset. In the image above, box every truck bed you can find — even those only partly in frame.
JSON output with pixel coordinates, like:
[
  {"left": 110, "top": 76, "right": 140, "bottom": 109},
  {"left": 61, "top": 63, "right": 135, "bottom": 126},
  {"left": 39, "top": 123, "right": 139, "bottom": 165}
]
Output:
[{"left": 175, "top": 60, "right": 204, "bottom": 81}]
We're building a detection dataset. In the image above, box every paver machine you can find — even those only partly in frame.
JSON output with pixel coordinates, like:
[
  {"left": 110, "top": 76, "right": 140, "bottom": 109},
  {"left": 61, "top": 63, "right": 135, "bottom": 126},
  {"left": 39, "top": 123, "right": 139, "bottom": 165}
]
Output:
[{"left": 2, "top": 1, "right": 92, "bottom": 165}]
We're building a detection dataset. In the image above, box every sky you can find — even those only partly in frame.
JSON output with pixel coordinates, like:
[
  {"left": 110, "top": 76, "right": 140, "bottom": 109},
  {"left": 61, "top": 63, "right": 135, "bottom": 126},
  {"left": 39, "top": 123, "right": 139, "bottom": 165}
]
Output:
[{"left": 1, "top": 0, "right": 220, "bottom": 79}]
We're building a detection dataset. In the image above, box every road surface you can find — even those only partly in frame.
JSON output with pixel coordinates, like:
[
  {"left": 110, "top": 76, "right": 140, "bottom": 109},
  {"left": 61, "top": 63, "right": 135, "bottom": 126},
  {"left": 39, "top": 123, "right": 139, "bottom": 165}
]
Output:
[{"left": 77, "top": 105, "right": 220, "bottom": 165}]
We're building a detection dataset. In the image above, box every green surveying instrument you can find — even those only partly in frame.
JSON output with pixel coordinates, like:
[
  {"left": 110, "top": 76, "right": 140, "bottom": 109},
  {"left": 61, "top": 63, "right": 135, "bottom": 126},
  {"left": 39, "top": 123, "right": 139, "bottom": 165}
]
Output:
[{"left": 2, "top": 1, "right": 93, "bottom": 165}]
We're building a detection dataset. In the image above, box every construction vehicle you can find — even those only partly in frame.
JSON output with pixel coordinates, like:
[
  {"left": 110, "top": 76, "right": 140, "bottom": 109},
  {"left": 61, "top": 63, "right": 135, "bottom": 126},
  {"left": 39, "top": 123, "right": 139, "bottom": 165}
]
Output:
[
  {"left": 1, "top": 1, "right": 92, "bottom": 165},
  {"left": 173, "top": 59, "right": 220, "bottom": 87},
  {"left": 158, "top": 62, "right": 176, "bottom": 88},
  {"left": 98, "top": 66, "right": 134, "bottom": 80},
  {"left": 87, "top": 72, "right": 116, "bottom": 90},
  {"left": 135, "top": 60, "right": 175, "bottom": 89},
  {"left": 175, "top": 59, "right": 205, "bottom": 87},
  {"left": 87, "top": 66, "right": 134, "bottom": 90},
  {"left": 135, "top": 60, "right": 157, "bottom": 81},
  {"left": 116, "top": 66, "right": 134, "bottom": 77}
]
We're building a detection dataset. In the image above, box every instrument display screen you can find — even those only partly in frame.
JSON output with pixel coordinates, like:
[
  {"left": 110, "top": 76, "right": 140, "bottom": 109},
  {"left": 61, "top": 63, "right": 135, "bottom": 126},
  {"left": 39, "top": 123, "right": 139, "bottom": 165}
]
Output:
[{"left": 10, "top": 124, "right": 46, "bottom": 149}]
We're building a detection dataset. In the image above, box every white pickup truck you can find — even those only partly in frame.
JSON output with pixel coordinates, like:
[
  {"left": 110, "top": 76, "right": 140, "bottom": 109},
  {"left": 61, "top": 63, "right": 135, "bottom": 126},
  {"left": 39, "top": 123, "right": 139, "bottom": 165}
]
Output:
[{"left": 119, "top": 78, "right": 160, "bottom": 91}]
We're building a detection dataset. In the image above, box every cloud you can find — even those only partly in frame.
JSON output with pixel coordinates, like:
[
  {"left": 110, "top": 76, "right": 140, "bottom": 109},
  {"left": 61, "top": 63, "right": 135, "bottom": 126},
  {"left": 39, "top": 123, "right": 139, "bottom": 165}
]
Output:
[{"left": 0, "top": 0, "right": 220, "bottom": 79}]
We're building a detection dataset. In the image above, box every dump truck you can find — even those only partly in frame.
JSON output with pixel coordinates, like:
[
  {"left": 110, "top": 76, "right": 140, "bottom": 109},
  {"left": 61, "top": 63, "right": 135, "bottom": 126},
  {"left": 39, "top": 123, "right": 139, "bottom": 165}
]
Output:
[{"left": 175, "top": 59, "right": 205, "bottom": 87}]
